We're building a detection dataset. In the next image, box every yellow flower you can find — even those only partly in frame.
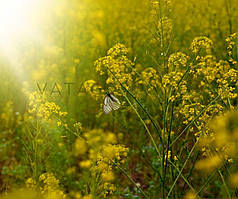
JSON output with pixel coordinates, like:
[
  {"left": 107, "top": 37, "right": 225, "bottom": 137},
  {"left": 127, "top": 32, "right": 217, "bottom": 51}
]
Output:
[
  {"left": 79, "top": 160, "right": 91, "bottom": 169},
  {"left": 74, "top": 138, "right": 87, "bottom": 156},
  {"left": 190, "top": 36, "right": 213, "bottom": 54},
  {"left": 184, "top": 191, "right": 197, "bottom": 199},
  {"left": 83, "top": 195, "right": 93, "bottom": 199},
  {"left": 195, "top": 155, "right": 222, "bottom": 172},
  {"left": 230, "top": 172, "right": 238, "bottom": 187},
  {"left": 102, "top": 171, "right": 115, "bottom": 182}
]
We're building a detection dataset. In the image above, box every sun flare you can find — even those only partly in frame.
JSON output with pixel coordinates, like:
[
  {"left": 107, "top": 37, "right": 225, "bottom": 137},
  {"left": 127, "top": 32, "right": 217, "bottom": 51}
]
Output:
[
  {"left": 0, "top": 0, "right": 32, "bottom": 44},
  {"left": 0, "top": 0, "right": 238, "bottom": 198},
  {"left": 0, "top": 0, "right": 52, "bottom": 53}
]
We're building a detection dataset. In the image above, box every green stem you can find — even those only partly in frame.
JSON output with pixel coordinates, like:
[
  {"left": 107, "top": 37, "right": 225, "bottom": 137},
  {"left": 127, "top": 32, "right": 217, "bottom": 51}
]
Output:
[
  {"left": 123, "top": 93, "right": 161, "bottom": 159},
  {"left": 170, "top": 95, "right": 220, "bottom": 147},
  {"left": 107, "top": 67, "right": 164, "bottom": 146},
  {"left": 218, "top": 169, "right": 231, "bottom": 199},
  {"left": 164, "top": 102, "right": 174, "bottom": 185},
  {"left": 169, "top": 159, "right": 199, "bottom": 197},
  {"left": 116, "top": 163, "right": 149, "bottom": 199},
  {"left": 167, "top": 141, "right": 198, "bottom": 198},
  {"left": 196, "top": 169, "right": 217, "bottom": 195}
]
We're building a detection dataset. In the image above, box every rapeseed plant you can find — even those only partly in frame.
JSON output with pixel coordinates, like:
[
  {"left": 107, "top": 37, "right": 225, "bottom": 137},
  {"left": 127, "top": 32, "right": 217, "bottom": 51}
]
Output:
[{"left": 0, "top": 0, "right": 238, "bottom": 198}]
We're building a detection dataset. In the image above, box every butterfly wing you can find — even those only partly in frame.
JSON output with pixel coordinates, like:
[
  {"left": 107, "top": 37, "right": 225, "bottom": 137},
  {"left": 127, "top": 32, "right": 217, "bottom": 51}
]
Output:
[
  {"left": 103, "top": 95, "right": 112, "bottom": 114},
  {"left": 103, "top": 94, "right": 121, "bottom": 114},
  {"left": 108, "top": 94, "right": 121, "bottom": 110}
]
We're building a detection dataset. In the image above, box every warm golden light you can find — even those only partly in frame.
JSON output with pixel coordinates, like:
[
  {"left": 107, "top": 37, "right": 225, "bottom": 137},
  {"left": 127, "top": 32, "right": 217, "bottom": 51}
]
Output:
[
  {"left": 0, "top": 0, "right": 54, "bottom": 79},
  {"left": 0, "top": 0, "right": 34, "bottom": 46},
  {"left": 0, "top": 0, "right": 53, "bottom": 54}
]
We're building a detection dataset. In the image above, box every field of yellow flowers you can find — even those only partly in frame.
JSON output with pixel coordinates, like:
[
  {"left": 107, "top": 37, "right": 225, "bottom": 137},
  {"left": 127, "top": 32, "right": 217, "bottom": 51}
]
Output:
[{"left": 0, "top": 0, "right": 238, "bottom": 198}]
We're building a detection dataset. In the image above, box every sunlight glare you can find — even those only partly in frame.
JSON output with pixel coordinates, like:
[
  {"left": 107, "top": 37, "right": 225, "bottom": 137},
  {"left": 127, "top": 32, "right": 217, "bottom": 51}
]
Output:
[
  {"left": 0, "top": 0, "right": 40, "bottom": 50},
  {"left": 0, "top": 0, "right": 54, "bottom": 80}
]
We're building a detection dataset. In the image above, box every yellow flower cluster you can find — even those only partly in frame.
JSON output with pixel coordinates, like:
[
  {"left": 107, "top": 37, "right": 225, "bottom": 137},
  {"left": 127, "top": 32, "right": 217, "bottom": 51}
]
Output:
[
  {"left": 73, "top": 129, "right": 128, "bottom": 198},
  {"left": 37, "top": 102, "right": 66, "bottom": 119},
  {"left": 74, "top": 122, "right": 83, "bottom": 131},
  {"left": 195, "top": 155, "right": 222, "bottom": 172},
  {"left": 192, "top": 55, "right": 238, "bottom": 100},
  {"left": 179, "top": 37, "right": 238, "bottom": 139},
  {"left": 157, "top": 17, "right": 173, "bottom": 40},
  {"left": 74, "top": 129, "right": 117, "bottom": 166},
  {"left": 190, "top": 36, "right": 213, "bottom": 54},
  {"left": 162, "top": 71, "right": 184, "bottom": 89},
  {"left": 28, "top": 92, "right": 67, "bottom": 120},
  {"left": 94, "top": 43, "right": 135, "bottom": 95},
  {"left": 151, "top": 0, "right": 172, "bottom": 9},
  {"left": 83, "top": 80, "right": 104, "bottom": 101},
  {"left": 168, "top": 52, "right": 189, "bottom": 71},
  {"left": 162, "top": 71, "right": 187, "bottom": 101},
  {"left": 209, "top": 111, "right": 238, "bottom": 155},
  {"left": 0, "top": 101, "right": 22, "bottom": 129},
  {"left": 26, "top": 173, "right": 66, "bottom": 199},
  {"left": 196, "top": 110, "right": 238, "bottom": 173},
  {"left": 139, "top": 67, "right": 160, "bottom": 92},
  {"left": 180, "top": 101, "right": 223, "bottom": 135},
  {"left": 94, "top": 144, "right": 128, "bottom": 172},
  {"left": 26, "top": 177, "right": 37, "bottom": 189},
  {"left": 93, "top": 144, "right": 128, "bottom": 197},
  {"left": 107, "top": 43, "right": 129, "bottom": 58},
  {"left": 226, "top": 33, "right": 238, "bottom": 65},
  {"left": 74, "top": 138, "right": 88, "bottom": 156},
  {"left": 39, "top": 173, "right": 66, "bottom": 199},
  {"left": 103, "top": 182, "right": 116, "bottom": 198}
]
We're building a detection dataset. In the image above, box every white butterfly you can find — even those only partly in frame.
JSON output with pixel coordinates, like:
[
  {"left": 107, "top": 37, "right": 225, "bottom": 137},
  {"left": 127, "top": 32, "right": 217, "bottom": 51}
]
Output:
[{"left": 103, "top": 93, "right": 121, "bottom": 114}]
